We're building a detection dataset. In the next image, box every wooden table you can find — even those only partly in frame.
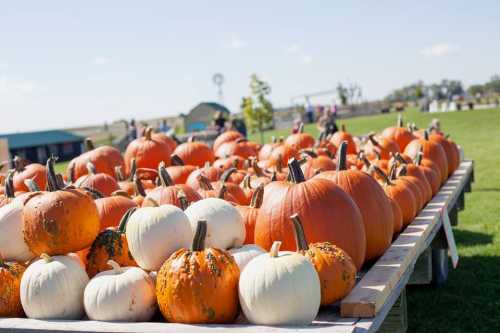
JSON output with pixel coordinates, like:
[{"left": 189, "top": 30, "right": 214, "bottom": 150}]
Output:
[{"left": 0, "top": 161, "right": 474, "bottom": 333}]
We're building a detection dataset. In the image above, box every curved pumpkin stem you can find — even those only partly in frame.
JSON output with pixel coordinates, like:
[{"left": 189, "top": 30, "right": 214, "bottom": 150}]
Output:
[
  {"left": 24, "top": 178, "right": 40, "bottom": 192},
  {"left": 56, "top": 174, "right": 66, "bottom": 189},
  {"left": 40, "top": 253, "right": 52, "bottom": 263},
  {"left": 112, "top": 190, "right": 132, "bottom": 198},
  {"left": 336, "top": 141, "right": 348, "bottom": 171},
  {"left": 191, "top": 220, "right": 207, "bottom": 251},
  {"left": 242, "top": 175, "right": 252, "bottom": 190},
  {"left": 133, "top": 175, "right": 147, "bottom": 197},
  {"left": 220, "top": 167, "right": 237, "bottom": 183},
  {"left": 128, "top": 159, "right": 137, "bottom": 181},
  {"left": 217, "top": 184, "right": 227, "bottom": 199},
  {"left": 13, "top": 156, "right": 25, "bottom": 172},
  {"left": 177, "top": 189, "right": 189, "bottom": 210},
  {"left": 118, "top": 207, "right": 138, "bottom": 233},
  {"left": 170, "top": 155, "right": 184, "bottom": 166},
  {"left": 158, "top": 164, "right": 175, "bottom": 187},
  {"left": 298, "top": 122, "right": 304, "bottom": 133},
  {"left": 424, "top": 130, "right": 430, "bottom": 141},
  {"left": 359, "top": 153, "right": 371, "bottom": 169},
  {"left": 300, "top": 149, "right": 318, "bottom": 159},
  {"left": 4, "top": 170, "right": 15, "bottom": 198},
  {"left": 84, "top": 138, "right": 95, "bottom": 152},
  {"left": 290, "top": 213, "right": 309, "bottom": 251},
  {"left": 388, "top": 163, "right": 398, "bottom": 181},
  {"left": 397, "top": 114, "right": 403, "bottom": 127},
  {"left": 397, "top": 164, "right": 408, "bottom": 177},
  {"left": 107, "top": 260, "right": 122, "bottom": 274},
  {"left": 144, "top": 127, "right": 153, "bottom": 140},
  {"left": 368, "top": 133, "right": 379, "bottom": 147},
  {"left": 252, "top": 159, "right": 265, "bottom": 177},
  {"left": 46, "top": 156, "right": 61, "bottom": 192},
  {"left": 287, "top": 158, "right": 305, "bottom": 183},
  {"left": 415, "top": 152, "right": 423, "bottom": 166},
  {"left": 86, "top": 162, "right": 97, "bottom": 175},
  {"left": 271, "top": 171, "right": 278, "bottom": 181},
  {"left": 250, "top": 184, "right": 264, "bottom": 209},
  {"left": 394, "top": 153, "right": 408, "bottom": 165},
  {"left": 371, "top": 165, "right": 393, "bottom": 185},
  {"left": 197, "top": 175, "right": 214, "bottom": 191},
  {"left": 143, "top": 197, "right": 159, "bottom": 207},
  {"left": 81, "top": 186, "right": 104, "bottom": 199},
  {"left": 269, "top": 241, "right": 282, "bottom": 258},
  {"left": 115, "top": 166, "right": 125, "bottom": 182}
]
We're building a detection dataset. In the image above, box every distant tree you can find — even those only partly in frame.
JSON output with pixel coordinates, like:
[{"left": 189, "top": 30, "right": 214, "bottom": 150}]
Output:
[
  {"left": 337, "top": 82, "right": 363, "bottom": 105},
  {"left": 242, "top": 74, "right": 274, "bottom": 143}
]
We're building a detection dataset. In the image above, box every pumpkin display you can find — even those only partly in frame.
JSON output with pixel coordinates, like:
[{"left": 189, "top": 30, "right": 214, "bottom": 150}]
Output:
[
  {"left": 381, "top": 115, "right": 416, "bottom": 151},
  {"left": 315, "top": 130, "right": 337, "bottom": 157},
  {"left": 414, "top": 152, "right": 441, "bottom": 196},
  {"left": 125, "top": 204, "right": 192, "bottom": 271},
  {"left": 124, "top": 127, "right": 173, "bottom": 174},
  {"left": 20, "top": 254, "right": 89, "bottom": 319},
  {"left": 167, "top": 155, "right": 197, "bottom": 184},
  {"left": 195, "top": 176, "right": 236, "bottom": 202},
  {"left": 185, "top": 197, "right": 245, "bottom": 249},
  {"left": 142, "top": 164, "right": 201, "bottom": 208},
  {"left": 94, "top": 191, "right": 138, "bottom": 231},
  {"left": 429, "top": 133, "right": 460, "bottom": 176},
  {"left": 300, "top": 150, "right": 336, "bottom": 179},
  {"left": 74, "top": 162, "right": 120, "bottom": 196},
  {"left": 364, "top": 133, "right": 400, "bottom": 160},
  {"left": 255, "top": 157, "right": 366, "bottom": 270},
  {"left": 404, "top": 131, "right": 448, "bottom": 184},
  {"left": 0, "top": 258, "right": 25, "bottom": 317},
  {"left": 394, "top": 153, "right": 433, "bottom": 203},
  {"left": 290, "top": 214, "right": 356, "bottom": 305},
  {"left": 213, "top": 155, "right": 245, "bottom": 171},
  {"left": 84, "top": 260, "right": 156, "bottom": 322},
  {"left": 210, "top": 168, "right": 249, "bottom": 205},
  {"left": 185, "top": 163, "right": 223, "bottom": 190},
  {"left": 215, "top": 138, "right": 257, "bottom": 159},
  {"left": 317, "top": 142, "right": 393, "bottom": 262},
  {"left": 237, "top": 184, "right": 264, "bottom": 244},
  {"left": 156, "top": 220, "right": 240, "bottom": 324},
  {"left": 239, "top": 241, "right": 321, "bottom": 325},
  {"left": 23, "top": 157, "right": 100, "bottom": 255},
  {"left": 67, "top": 138, "right": 125, "bottom": 182},
  {"left": 285, "top": 123, "right": 315, "bottom": 150},
  {"left": 172, "top": 137, "right": 215, "bottom": 167},
  {"left": 330, "top": 124, "right": 357, "bottom": 154},
  {"left": 228, "top": 244, "right": 265, "bottom": 271},
  {"left": 153, "top": 132, "right": 178, "bottom": 152},
  {"left": 265, "top": 144, "right": 298, "bottom": 169},
  {"left": 258, "top": 136, "right": 281, "bottom": 161},
  {"left": 86, "top": 209, "right": 138, "bottom": 278},
  {"left": 12, "top": 156, "right": 47, "bottom": 193},
  {"left": 213, "top": 130, "right": 244, "bottom": 152}
]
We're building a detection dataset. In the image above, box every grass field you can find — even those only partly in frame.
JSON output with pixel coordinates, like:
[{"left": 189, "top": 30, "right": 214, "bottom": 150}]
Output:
[{"left": 250, "top": 108, "right": 500, "bottom": 332}]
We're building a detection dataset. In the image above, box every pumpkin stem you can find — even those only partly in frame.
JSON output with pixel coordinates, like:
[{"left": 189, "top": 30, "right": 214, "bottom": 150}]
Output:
[
  {"left": 56, "top": 174, "right": 66, "bottom": 189},
  {"left": 112, "top": 190, "right": 132, "bottom": 198},
  {"left": 231, "top": 158, "right": 240, "bottom": 168},
  {"left": 118, "top": 207, "right": 138, "bottom": 233},
  {"left": 298, "top": 122, "right": 304, "bottom": 133},
  {"left": 24, "top": 178, "right": 40, "bottom": 192},
  {"left": 115, "top": 166, "right": 125, "bottom": 181},
  {"left": 397, "top": 114, "right": 403, "bottom": 127},
  {"left": 86, "top": 162, "right": 97, "bottom": 175},
  {"left": 40, "top": 253, "right": 52, "bottom": 263},
  {"left": 250, "top": 184, "right": 264, "bottom": 208},
  {"left": 144, "top": 127, "right": 153, "bottom": 140},
  {"left": 46, "top": 156, "right": 61, "bottom": 192},
  {"left": 341, "top": 124, "right": 346, "bottom": 132},
  {"left": 271, "top": 171, "right": 278, "bottom": 181},
  {"left": 220, "top": 167, "right": 237, "bottom": 183},
  {"left": 191, "top": 220, "right": 207, "bottom": 251},
  {"left": 84, "top": 138, "right": 95, "bottom": 152},
  {"left": 300, "top": 149, "right": 318, "bottom": 159},
  {"left": 67, "top": 164, "right": 75, "bottom": 184},
  {"left": 143, "top": 197, "right": 159, "bottom": 207},
  {"left": 389, "top": 163, "right": 398, "bottom": 181},
  {"left": 269, "top": 241, "right": 282, "bottom": 258},
  {"left": 336, "top": 141, "right": 348, "bottom": 171},
  {"left": 170, "top": 154, "right": 184, "bottom": 166},
  {"left": 397, "top": 164, "right": 408, "bottom": 177},
  {"left": 415, "top": 152, "right": 423, "bottom": 166},
  {"left": 177, "top": 189, "right": 189, "bottom": 210},
  {"left": 81, "top": 187, "right": 104, "bottom": 199},
  {"left": 158, "top": 164, "right": 175, "bottom": 187},
  {"left": 128, "top": 159, "right": 137, "bottom": 181},
  {"left": 242, "top": 175, "right": 252, "bottom": 190},
  {"left": 13, "top": 156, "right": 25, "bottom": 172},
  {"left": 252, "top": 159, "right": 265, "bottom": 177},
  {"left": 287, "top": 158, "right": 306, "bottom": 184},
  {"left": 278, "top": 136, "right": 285, "bottom": 144},
  {"left": 359, "top": 153, "right": 371, "bottom": 169},
  {"left": 424, "top": 130, "right": 430, "bottom": 141},
  {"left": 217, "top": 184, "right": 227, "bottom": 199},
  {"left": 188, "top": 135, "right": 195, "bottom": 143},
  {"left": 276, "top": 154, "right": 284, "bottom": 173},
  {"left": 197, "top": 175, "right": 214, "bottom": 190},
  {"left": 395, "top": 153, "right": 408, "bottom": 165},
  {"left": 133, "top": 175, "right": 147, "bottom": 197},
  {"left": 317, "top": 130, "right": 326, "bottom": 142},
  {"left": 290, "top": 213, "right": 309, "bottom": 251},
  {"left": 107, "top": 260, "right": 122, "bottom": 274},
  {"left": 4, "top": 170, "right": 15, "bottom": 198},
  {"left": 368, "top": 133, "right": 379, "bottom": 147},
  {"left": 271, "top": 136, "right": 277, "bottom": 144},
  {"left": 371, "top": 165, "right": 393, "bottom": 185}
]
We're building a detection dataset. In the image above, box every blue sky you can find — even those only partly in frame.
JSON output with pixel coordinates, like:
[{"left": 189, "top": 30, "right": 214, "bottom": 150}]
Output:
[{"left": 1, "top": 1, "right": 499, "bottom": 132}]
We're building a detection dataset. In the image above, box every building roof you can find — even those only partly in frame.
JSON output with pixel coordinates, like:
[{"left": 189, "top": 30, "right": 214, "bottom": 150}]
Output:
[
  {"left": 192, "top": 102, "right": 231, "bottom": 114},
  {"left": 0, "top": 130, "right": 84, "bottom": 149}
]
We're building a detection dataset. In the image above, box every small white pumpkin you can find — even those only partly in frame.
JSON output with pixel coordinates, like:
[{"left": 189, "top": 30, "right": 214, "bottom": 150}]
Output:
[
  {"left": 229, "top": 244, "right": 265, "bottom": 271},
  {"left": 239, "top": 241, "right": 321, "bottom": 326},
  {"left": 20, "top": 254, "right": 89, "bottom": 319},
  {"left": 185, "top": 198, "right": 245, "bottom": 249},
  {"left": 126, "top": 205, "right": 192, "bottom": 271},
  {"left": 0, "top": 198, "right": 35, "bottom": 261},
  {"left": 84, "top": 260, "right": 156, "bottom": 322}
]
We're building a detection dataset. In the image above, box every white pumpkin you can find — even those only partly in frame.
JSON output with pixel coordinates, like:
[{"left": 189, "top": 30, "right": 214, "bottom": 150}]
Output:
[
  {"left": 84, "top": 260, "right": 156, "bottom": 322},
  {"left": 0, "top": 198, "right": 34, "bottom": 261},
  {"left": 20, "top": 254, "right": 89, "bottom": 319},
  {"left": 185, "top": 198, "right": 245, "bottom": 249},
  {"left": 229, "top": 244, "right": 265, "bottom": 271},
  {"left": 126, "top": 205, "right": 192, "bottom": 271},
  {"left": 239, "top": 241, "right": 321, "bottom": 326}
]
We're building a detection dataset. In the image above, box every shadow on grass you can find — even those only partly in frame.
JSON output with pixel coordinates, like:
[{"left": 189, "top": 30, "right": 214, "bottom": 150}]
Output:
[
  {"left": 453, "top": 229, "right": 493, "bottom": 247},
  {"left": 407, "top": 255, "right": 500, "bottom": 332}
]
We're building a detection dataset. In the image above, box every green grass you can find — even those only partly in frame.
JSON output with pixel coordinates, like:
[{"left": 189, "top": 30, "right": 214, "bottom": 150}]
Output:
[
  {"left": 251, "top": 108, "right": 500, "bottom": 332},
  {"left": 54, "top": 160, "right": 69, "bottom": 175}
]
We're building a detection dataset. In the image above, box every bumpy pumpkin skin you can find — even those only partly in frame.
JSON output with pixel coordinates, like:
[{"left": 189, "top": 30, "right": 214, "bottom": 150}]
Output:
[
  {"left": 23, "top": 190, "right": 100, "bottom": 255},
  {"left": 301, "top": 242, "right": 356, "bottom": 306},
  {"left": 86, "top": 229, "right": 137, "bottom": 278},
  {"left": 0, "top": 261, "right": 25, "bottom": 317},
  {"left": 156, "top": 248, "right": 240, "bottom": 324}
]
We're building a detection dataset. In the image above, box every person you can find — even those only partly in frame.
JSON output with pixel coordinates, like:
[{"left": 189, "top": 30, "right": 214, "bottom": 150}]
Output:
[
  {"left": 291, "top": 116, "right": 302, "bottom": 134},
  {"left": 213, "top": 111, "right": 227, "bottom": 133},
  {"left": 231, "top": 117, "right": 247, "bottom": 137},
  {"left": 305, "top": 98, "right": 315, "bottom": 123},
  {"left": 159, "top": 119, "right": 170, "bottom": 133},
  {"left": 316, "top": 108, "right": 338, "bottom": 136},
  {"left": 128, "top": 119, "right": 138, "bottom": 141}
]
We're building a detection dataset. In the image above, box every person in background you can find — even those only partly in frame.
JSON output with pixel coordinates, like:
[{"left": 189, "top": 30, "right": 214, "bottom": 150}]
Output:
[
  {"left": 213, "top": 111, "right": 227, "bottom": 133},
  {"left": 159, "top": 119, "right": 170, "bottom": 133},
  {"left": 316, "top": 107, "right": 338, "bottom": 136},
  {"left": 292, "top": 116, "right": 302, "bottom": 134},
  {"left": 230, "top": 117, "right": 247, "bottom": 137},
  {"left": 305, "top": 98, "right": 315, "bottom": 123},
  {"left": 128, "top": 119, "right": 138, "bottom": 141}
]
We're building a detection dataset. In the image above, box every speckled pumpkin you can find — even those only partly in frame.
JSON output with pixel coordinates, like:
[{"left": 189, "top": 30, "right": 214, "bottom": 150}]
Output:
[
  {"left": 156, "top": 221, "right": 240, "bottom": 324},
  {"left": 0, "top": 259, "right": 25, "bottom": 317}
]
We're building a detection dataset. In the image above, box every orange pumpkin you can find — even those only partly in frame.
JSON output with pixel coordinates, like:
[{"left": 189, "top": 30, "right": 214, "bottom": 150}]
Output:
[
  {"left": 285, "top": 123, "right": 315, "bottom": 150},
  {"left": 186, "top": 163, "right": 223, "bottom": 190},
  {"left": 364, "top": 133, "right": 400, "bottom": 160},
  {"left": 0, "top": 259, "right": 25, "bottom": 317},
  {"left": 210, "top": 168, "right": 248, "bottom": 205},
  {"left": 213, "top": 156, "right": 245, "bottom": 171},
  {"left": 156, "top": 220, "right": 240, "bottom": 324},
  {"left": 394, "top": 154, "right": 432, "bottom": 203},
  {"left": 215, "top": 138, "right": 257, "bottom": 159},
  {"left": 388, "top": 196, "right": 403, "bottom": 235},
  {"left": 381, "top": 115, "right": 416, "bottom": 151},
  {"left": 390, "top": 165, "right": 425, "bottom": 211},
  {"left": 255, "top": 157, "right": 366, "bottom": 270},
  {"left": 213, "top": 130, "right": 244, "bottom": 153},
  {"left": 12, "top": 156, "right": 47, "bottom": 193},
  {"left": 166, "top": 155, "right": 197, "bottom": 184},
  {"left": 330, "top": 124, "right": 357, "bottom": 154},
  {"left": 429, "top": 133, "right": 460, "bottom": 176},
  {"left": 414, "top": 153, "right": 441, "bottom": 196},
  {"left": 291, "top": 214, "right": 356, "bottom": 305},
  {"left": 22, "top": 157, "right": 100, "bottom": 256},
  {"left": 258, "top": 136, "right": 281, "bottom": 161},
  {"left": 265, "top": 144, "right": 298, "bottom": 169},
  {"left": 237, "top": 184, "right": 264, "bottom": 244},
  {"left": 153, "top": 132, "right": 178, "bottom": 152},
  {"left": 75, "top": 162, "right": 120, "bottom": 196},
  {"left": 300, "top": 150, "right": 336, "bottom": 179},
  {"left": 94, "top": 192, "right": 138, "bottom": 231},
  {"left": 172, "top": 137, "right": 215, "bottom": 167},
  {"left": 124, "top": 127, "right": 173, "bottom": 174},
  {"left": 85, "top": 208, "right": 138, "bottom": 278},
  {"left": 317, "top": 142, "right": 393, "bottom": 262}
]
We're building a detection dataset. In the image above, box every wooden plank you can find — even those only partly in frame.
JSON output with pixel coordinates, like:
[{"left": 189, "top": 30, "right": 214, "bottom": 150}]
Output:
[
  {"left": 408, "top": 248, "right": 432, "bottom": 285},
  {"left": 377, "top": 289, "right": 407, "bottom": 333},
  {"left": 341, "top": 161, "right": 473, "bottom": 318}
]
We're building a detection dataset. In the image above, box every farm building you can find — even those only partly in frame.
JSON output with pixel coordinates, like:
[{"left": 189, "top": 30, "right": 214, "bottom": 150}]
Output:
[
  {"left": 184, "top": 102, "right": 230, "bottom": 132},
  {"left": 0, "top": 130, "right": 84, "bottom": 164}
]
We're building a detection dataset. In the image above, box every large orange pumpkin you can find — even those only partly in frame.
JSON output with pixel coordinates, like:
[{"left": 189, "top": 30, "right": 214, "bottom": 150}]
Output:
[
  {"left": 215, "top": 139, "right": 257, "bottom": 159},
  {"left": 316, "top": 142, "right": 394, "bottom": 262},
  {"left": 414, "top": 153, "right": 441, "bottom": 196},
  {"left": 429, "top": 133, "right": 460, "bottom": 176},
  {"left": 254, "top": 157, "right": 366, "bottom": 270},
  {"left": 185, "top": 163, "right": 223, "bottom": 190},
  {"left": 330, "top": 124, "right": 357, "bottom": 154},
  {"left": 124, "top": 127, "right": 173, "bottom": 174},
  {"left": 394, "top": 154, "right": 432, "bottom": 203},
  {"left": 153, "top": 132, "right": 178, "bottom": 152},
  {"left": 213, "top": 130, "right": 244, "bottom": 153},
  {"left": 213, "top": 156, "right": 245, "bottom": 171},
  {"left": 0, "top": 259, "right": 25, "bottom": 317},
  {"left": 172, "top": 137, "right": 215, "bottom": 167},
  {"left": 291, "top": 213, "right": 356, "bottom": 305},
  {"left": 166, "top": 155, "right": 197, "bottom": 184},
  {"left": 22, "top": 157, "right": 100, "bottom": 256},
  {"left": 265, "top": 144, "right": 298, "bottom": 169},
  {"left": 364, "top": 133, "right": 400, "bottom": 160},
  {"left": 388, "top": 197, "right": 403, "bottom": 235},
  {"left": 156, "top": 221, "right": 240, "bottom": 324},
  {"left": 75, "top": 162, "right": 120, "bottom": 196},
  {"left": 258, "top": 136, "right": 281, "bottom": 161},
  {"left": 381, "top": 115, "right": 416, "bottom": 151},
  {"left": 94, "top": 192, "right": 138, "bottom": 231},
  {"left": 237, "top": 184, "right": 264, "bottom": 244},
  {"left": 285, "top": 123, "right": 315, "bottom": 150},
  {"left": 12, "top": 156, "right": 46, "bottom": 192},
  {"left": 300, "top": 151, "right": 336, "bottom": 179},
  {"left": 210, "top": 168, "right": 248, "bottom": 205}
]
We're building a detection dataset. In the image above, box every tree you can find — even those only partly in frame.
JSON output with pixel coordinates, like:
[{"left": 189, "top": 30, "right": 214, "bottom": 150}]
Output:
[{"left": 242, "top": 74, "right": 274, "bottom": 143}]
